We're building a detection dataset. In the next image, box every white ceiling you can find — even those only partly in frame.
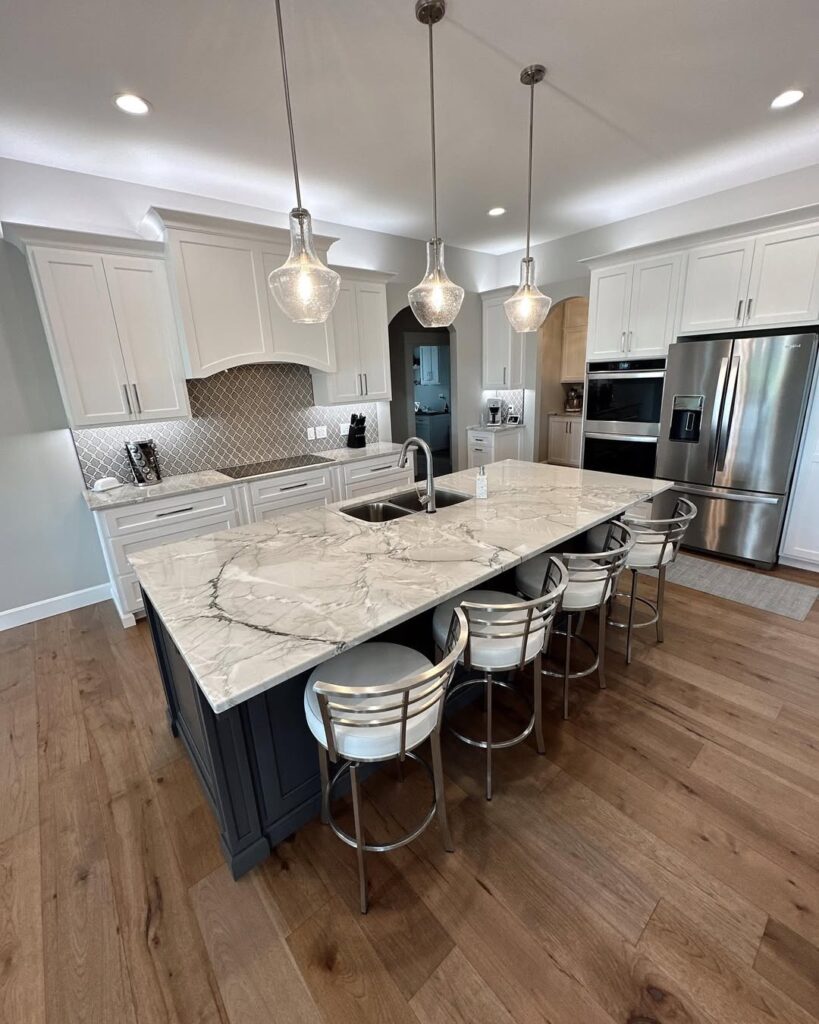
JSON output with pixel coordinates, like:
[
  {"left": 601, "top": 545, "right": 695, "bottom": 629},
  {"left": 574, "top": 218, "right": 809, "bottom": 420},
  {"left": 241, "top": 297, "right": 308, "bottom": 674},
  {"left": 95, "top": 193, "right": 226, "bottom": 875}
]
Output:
[{"left": 0, "top": 0, "right": 817, "bottom": 254}]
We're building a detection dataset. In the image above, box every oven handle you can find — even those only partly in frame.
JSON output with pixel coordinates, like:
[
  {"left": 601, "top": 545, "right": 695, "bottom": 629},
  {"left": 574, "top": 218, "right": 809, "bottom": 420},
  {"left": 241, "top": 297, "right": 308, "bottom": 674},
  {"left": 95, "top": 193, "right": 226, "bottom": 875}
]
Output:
[
  {"left": 584, "top": 432, "right": 658, "bottom": 444},
  {"left": 587, "top": 371, "right": 666, "bottom": 380}
]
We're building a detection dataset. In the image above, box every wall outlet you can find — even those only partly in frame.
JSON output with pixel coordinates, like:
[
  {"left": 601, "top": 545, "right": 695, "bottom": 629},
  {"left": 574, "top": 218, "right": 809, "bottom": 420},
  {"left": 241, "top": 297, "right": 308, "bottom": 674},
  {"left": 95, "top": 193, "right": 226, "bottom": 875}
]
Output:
[
  {"left": 339, "top": 425, "right": 347, "bottom": 436},
  {"left": 306, "top": 427, "right": 316, "bottom": 440},
  {"left": 315, "top": 425, "right": 327, "bottom": 439}
]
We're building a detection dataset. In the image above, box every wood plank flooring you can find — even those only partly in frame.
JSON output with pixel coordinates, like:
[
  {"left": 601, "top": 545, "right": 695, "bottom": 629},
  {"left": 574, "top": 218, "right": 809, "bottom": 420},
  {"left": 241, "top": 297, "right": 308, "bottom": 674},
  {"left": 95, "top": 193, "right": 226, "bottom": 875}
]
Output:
[{"left": 1, "top": 562, "right": 818, "bottom": 1024}]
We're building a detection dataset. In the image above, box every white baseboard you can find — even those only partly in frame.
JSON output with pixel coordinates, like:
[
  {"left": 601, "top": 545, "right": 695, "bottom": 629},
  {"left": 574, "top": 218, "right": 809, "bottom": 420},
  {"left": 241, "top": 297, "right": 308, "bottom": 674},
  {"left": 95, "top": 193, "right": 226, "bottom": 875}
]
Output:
[
  {"left": 0, "top": 583, "right": 112, "bottom": 632},
  {"left": 779, "top": 554, "right": 819, "bottom": 574}
]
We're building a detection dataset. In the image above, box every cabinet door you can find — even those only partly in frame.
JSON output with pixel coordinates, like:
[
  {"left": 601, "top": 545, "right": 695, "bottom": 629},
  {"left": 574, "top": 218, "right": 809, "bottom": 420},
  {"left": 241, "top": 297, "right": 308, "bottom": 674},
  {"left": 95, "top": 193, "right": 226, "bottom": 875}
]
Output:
[
  {"left": 561, "top": 326, "right": 587, "bottom": 382},
  {"left": 567, "top": 419, "right": 583, "bottom": 467},
  {"left": 587, "top": 265, "right": 632, "bottom": 359},
  {"left": 355, "top": 282, "right": 391, "bottom": 400},
  {"left": 30, "top": 247, "right": 133, "bottom": 426},
  {"left": 170, "top": 233, "right": 272, "bottom": 376},
  {"left": 261, "top": 250, "right": 336, "bottom": 371},
  {"left": 627, "top": 254, "right": 681, "bottom": 358},
  {"left": 312, "top": 283, "right": 362, "bottom": 404},
  {"left": 678, "top": 238, "right": 754, "bottom": 334},
  {"left": 482, "top": 298, "right": 510, "bottom": 388},
  {"left": 781, "top": 370, "right": 819, "bottom": 567},
  {"left": 102, "top": 255, "right": 190, "bottom": 421},
  {"left": 744, "top": 224, "right": 819, "bottom": 329},
  {"left": 419, "top": 346, "right": 439, "bottom": 384},
  {"left": 548, "top": 418, "right": 570, "bottom": 465}
]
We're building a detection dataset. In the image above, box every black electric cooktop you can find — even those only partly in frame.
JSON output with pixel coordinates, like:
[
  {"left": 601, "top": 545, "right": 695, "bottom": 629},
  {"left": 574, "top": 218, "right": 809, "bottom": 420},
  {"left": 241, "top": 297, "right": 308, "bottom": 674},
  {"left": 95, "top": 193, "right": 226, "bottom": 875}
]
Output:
[{"left": 218, "top": 454, "right": 333, "bottom": 480}]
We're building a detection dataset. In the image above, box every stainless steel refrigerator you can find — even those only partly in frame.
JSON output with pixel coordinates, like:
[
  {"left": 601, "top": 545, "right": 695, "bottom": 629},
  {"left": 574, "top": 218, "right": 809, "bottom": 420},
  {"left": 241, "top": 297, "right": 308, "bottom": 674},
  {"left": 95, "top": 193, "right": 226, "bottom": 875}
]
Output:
[{"left": 655, "top": 332, "right": 817, "bottom": 568}]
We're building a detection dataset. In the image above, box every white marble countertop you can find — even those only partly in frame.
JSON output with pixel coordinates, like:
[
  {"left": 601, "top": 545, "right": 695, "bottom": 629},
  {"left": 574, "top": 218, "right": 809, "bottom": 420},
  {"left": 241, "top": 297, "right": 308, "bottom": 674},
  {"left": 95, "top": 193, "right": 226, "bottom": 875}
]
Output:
[
  {"left": 129, "top": 460, "right": 671, "bottom": 714},
  {"left": 83, "top": 443, "right": 405, "bottom": 511}
]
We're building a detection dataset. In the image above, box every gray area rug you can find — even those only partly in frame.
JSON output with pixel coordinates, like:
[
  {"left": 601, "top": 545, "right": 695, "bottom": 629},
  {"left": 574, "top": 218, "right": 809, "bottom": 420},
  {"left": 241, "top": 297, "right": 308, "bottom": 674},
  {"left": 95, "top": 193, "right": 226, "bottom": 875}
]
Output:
[{"left": 650, "top": 553, "right": 818, "bottom": 621}]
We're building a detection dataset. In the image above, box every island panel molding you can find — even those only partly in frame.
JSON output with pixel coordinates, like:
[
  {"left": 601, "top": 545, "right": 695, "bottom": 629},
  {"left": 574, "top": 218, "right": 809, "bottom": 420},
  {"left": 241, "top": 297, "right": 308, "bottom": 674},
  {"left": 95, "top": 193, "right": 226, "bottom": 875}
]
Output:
[{"left": 72, "top": 362, "right": 379, "bottom": 485}]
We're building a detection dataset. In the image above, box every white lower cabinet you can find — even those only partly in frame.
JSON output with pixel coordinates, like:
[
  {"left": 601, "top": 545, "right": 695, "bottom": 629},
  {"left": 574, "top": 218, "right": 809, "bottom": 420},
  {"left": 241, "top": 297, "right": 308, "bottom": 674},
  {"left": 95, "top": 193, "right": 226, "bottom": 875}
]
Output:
[
  {"left": 340, "top": 453, "right": 414, "bottom": 501},
  {"left": 466, "top": 428, "right": 522, "bottom": 469},
  {"left": 237, "top": 466, "right": 337, "bottom": 523},
  {"left": 781, "top": 372, "right": 819, "bottom": 570},
  {"left": 547, "top": 415, "right": 582, "bottom": 467}
]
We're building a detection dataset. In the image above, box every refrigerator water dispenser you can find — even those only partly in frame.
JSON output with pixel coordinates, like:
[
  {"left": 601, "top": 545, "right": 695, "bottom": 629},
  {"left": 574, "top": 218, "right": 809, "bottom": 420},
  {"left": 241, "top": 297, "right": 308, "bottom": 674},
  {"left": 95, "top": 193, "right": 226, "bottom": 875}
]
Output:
[{"left": 669, "top": 396, "right": 704, "bottom": 443}]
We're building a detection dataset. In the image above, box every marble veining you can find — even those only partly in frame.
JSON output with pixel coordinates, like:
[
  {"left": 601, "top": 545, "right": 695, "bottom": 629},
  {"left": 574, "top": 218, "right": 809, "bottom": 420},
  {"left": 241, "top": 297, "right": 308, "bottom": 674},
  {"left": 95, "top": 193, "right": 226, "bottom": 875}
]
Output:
[
  {"left": 130, "top": 461, "right": 671, "bottom": 714},
  {"left": 83, "top": 443, "right": 405, "bottom": 511}
]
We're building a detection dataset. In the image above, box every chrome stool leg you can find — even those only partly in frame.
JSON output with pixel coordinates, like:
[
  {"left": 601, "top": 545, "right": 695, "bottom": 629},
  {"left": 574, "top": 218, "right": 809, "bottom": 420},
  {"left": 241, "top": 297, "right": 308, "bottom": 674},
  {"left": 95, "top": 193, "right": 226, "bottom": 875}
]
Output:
[
  {"left": 349, "top": 764, "right": 368, "bottom": 914},
  {"left": 626, "top": 568, "right": 638, "bottom": 665},
  {"left": 597, "top": 608, "right": 607, "bottom": 690},
  {"left": 533, "top": 651, "right": 545, "bottom": 754},
  {"left": 317, "top": 742, "right": 330, "bottom": 824},
  {"left": 430, "top": 730, "right": 454, "bottom": 852},
  {"left": 485, "top": 672, "right": 493, "bottom": 801},
  {"left": 656, "top": 566, "right": 666, "bottom": 643},
  {"left": 563, "top": 613, "right": 573, "bottom": 720}
]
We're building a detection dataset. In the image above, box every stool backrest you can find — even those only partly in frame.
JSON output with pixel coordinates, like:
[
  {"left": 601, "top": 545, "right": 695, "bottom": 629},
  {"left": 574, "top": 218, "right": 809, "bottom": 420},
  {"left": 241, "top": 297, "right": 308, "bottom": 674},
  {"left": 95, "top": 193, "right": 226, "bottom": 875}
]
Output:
[
  {"left": 622, "top": 496, "right": 697, "bottom": 567},
  {"left": 314, "top": 608, "right": 468, "bottom": 762},
  {"left": 558, "top": 521, "right": 633, "bottom": 604},
  {"left": 461, "top": 556, "right": 568, "bottom": 671}
]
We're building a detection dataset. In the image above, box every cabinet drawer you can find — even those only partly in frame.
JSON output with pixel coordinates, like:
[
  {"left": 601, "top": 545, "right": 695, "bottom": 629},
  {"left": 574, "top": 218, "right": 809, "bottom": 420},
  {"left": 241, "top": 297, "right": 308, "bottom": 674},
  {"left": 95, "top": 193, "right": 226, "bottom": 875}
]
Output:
[
  {"left": 248, "top": 467, "right": 336, "bottom": 507},
  {"left": 342, "top": 454, "right": 404, "bottom": 484},
  {"left": 109, "top": 508, "right": 241, "bottom": 575},
  {"left": 468, "top": 432, "right": 494, "bottom": 446},
  {"left": 344, "top": 469, "right": 413, "bottom": 501},
  {"left": 253, "top": 490, "right": 333, "bottom": 522},
  {"left": 100, "top": 486, "right": 235, "bottom": 537}
]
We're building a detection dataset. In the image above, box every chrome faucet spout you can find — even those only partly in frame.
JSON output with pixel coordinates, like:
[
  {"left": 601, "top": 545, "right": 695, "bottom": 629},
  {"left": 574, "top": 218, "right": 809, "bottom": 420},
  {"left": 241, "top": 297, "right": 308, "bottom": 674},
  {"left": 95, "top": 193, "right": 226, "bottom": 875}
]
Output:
[{"left": 398, "top": 436, "right": 437, "bottom": 513}]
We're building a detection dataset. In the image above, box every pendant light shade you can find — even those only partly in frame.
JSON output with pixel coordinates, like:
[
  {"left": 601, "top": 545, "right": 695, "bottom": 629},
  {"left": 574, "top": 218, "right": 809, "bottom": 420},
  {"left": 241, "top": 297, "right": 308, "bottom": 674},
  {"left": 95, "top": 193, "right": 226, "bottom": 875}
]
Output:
[
  {"left": 409, "top": 0, "right": 464, "bottom": 328},
  {"left": 409, "top": 238, "right": 464, "bottom": 328},
  {"left": 504, "top": 64, "right": 552, "bottom": 334},
  {"left": 268, "top": 0, "right": 340, "bottom": 323},
  {"left": 270, "top": 208, "right": 340, "bottom": 323}
]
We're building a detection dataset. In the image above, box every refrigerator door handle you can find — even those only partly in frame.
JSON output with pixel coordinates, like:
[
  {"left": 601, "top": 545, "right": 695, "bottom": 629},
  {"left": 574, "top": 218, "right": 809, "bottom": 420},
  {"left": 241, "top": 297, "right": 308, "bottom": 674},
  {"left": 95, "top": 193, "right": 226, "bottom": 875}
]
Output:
[
  {"left": 709, "top": 356, "right": 730, "bottom": 466},
  {"left": 716, "top": 355, "right": 741, "bottom": 472},
  {"left": 674, "top": 485, "right": 780, "bottom": 506}
]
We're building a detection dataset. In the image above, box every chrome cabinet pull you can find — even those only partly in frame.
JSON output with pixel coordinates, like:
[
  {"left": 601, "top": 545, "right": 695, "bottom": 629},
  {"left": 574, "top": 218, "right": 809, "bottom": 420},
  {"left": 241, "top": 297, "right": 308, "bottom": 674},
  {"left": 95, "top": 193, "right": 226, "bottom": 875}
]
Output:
[
  {"left": 627, "top": 330, "right": 633, "bottom": 351},
  {"left": 620, "top": 331, "right": 626, "bottom": 352},
  {"left": 503, "top": 366, "right": 507, "bottom": 386},
  {"left": 122, "top": 385, "right": 133, "bottom": 415},
  {"left": 736, "top": 298, "right": 744, "bottom": 323},
  {"left": 364, "top": 372, "right": 369, "bottom": 395},
  {"left": 745, "top": 298, "right": 753, "bottom": 321},
  {"left": 131, "top": 383, "right": 142, "bottom": 413},
  {"left": 156, "top": 506, "right": 194, "bottom": 518},
  {"left": 357, "top": 373, "right": 363, "bottom": 396},
  {"left": 279, "top": 481, "right": 309, "bottom": 492}
]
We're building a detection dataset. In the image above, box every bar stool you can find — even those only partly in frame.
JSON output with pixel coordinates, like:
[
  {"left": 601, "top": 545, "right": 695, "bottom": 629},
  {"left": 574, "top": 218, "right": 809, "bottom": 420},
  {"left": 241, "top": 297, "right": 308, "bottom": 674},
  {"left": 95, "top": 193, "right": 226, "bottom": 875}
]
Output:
[
  {"left": 515, "top": 522, "right": 632, "bottom": 719},
  {"left": 611, "top": 497, "right": 697, "bottom": 663},
  {"left": 305, "top": 609, "right": 467, "bottom": 914},
  {"left": 431, "top": 557, "right": 568, "bottom": 801}
]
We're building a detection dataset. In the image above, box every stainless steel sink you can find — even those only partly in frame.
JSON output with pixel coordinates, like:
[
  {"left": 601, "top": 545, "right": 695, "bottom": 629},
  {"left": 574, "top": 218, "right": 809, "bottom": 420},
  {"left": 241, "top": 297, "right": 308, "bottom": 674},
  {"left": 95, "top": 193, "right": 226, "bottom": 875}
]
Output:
[
  {"left": 386, "top": 488, "right": 472, "bottom": 513},
  {"left": 340, "top": 488, "right": 472, "bottom": 523},
  {"left": 340, "top": 501, "right": 413, "bottom": 523}
]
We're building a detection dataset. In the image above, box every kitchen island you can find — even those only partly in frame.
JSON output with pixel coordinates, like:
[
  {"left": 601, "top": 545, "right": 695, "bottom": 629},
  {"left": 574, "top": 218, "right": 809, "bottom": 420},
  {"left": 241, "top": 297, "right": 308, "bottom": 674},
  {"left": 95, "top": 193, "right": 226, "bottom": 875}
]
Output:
[{"left": 130, "top": 460, "right": 671, "bottom": 876}]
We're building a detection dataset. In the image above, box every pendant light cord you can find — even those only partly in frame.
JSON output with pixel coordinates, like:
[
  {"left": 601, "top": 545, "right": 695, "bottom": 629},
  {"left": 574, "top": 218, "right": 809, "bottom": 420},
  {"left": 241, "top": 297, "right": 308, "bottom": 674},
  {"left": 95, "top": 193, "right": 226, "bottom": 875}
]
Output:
[
  {"left": 428, "top": 22, "right": 439, "bottom": 240},
  {"left": 525, "top": 80, "right": 534, "bottom": 260},
  {"left": 275, "top": 0, "right": 302, "bottom": 210}
]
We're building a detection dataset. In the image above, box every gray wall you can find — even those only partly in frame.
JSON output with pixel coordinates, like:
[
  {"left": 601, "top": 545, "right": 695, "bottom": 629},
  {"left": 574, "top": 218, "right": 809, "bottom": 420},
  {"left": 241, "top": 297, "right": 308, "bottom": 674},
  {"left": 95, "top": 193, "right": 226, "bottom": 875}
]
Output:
[{"left": 0, "top": 240, "right": 107, "bottom": 613}]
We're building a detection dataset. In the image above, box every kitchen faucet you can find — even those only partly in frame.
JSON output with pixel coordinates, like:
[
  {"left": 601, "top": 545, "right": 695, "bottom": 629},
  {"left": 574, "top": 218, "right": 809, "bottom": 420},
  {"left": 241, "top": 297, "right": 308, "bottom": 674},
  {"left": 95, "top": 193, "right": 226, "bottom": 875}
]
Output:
[{"left": 398, "top": 436, "right": 436, "bottom": 513}]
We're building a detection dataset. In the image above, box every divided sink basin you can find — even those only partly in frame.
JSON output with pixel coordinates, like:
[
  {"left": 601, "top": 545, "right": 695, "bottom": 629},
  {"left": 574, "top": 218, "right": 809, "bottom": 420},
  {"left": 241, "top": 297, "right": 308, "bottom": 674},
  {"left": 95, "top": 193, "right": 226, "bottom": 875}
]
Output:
[{"left": 340, "top": 487, "right": 472, "bottom": 523}]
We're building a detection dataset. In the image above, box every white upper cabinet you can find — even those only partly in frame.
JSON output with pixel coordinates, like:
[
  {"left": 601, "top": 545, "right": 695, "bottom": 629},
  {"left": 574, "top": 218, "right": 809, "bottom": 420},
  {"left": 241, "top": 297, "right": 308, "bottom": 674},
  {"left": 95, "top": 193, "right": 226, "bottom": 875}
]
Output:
[
  {"left": 418, "top": 345, "right": 439, "bottom": 384},
  {"left": 482, "top": 295, "right": 524, "bottom": 388},
  {"left": 678, "top": 238, "right": 755, "bottom": 334},
  {"left": 743, "top": 224, "right": 819, "bottom": 329},
  {"left": 587, "top": 255, "right": 680, "bottom": 361},
  {"left": 22, "top": 238, "right": 189, "bottom": 428},
  {"left": 101, "top": 254, "right": 190, "bottom": 422},
  {"left": 310, "top": 271, "right": 393, "bottom": 405},
  {"left": 146, "top": 208, "right": 338, "bottom": 378},
  {"left": 627, "top": 254, "right": 682, "bottom": 357}
]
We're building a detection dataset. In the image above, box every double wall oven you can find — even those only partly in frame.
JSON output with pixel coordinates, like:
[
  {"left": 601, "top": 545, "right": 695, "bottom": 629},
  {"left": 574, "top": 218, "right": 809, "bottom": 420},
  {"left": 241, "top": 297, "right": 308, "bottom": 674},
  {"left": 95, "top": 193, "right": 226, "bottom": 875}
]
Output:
[{"left": 582, "top": 358, "right": 666, "bottom": 478}]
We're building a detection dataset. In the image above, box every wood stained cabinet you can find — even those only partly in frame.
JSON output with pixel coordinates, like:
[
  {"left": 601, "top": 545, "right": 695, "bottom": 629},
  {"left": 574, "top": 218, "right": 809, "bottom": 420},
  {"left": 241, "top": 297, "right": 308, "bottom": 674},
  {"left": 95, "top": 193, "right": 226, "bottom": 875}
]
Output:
[{"left": 548, "top": 415, "right": 582, "bottom": 467}]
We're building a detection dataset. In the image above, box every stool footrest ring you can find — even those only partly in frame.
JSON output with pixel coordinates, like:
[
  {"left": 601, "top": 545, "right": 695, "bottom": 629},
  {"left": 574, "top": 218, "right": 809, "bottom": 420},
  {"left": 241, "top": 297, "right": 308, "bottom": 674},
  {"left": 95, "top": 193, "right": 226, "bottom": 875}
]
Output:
[
  {"left": 608, "top": 591, "right": 659, "bottom": 631},
  {"left": 445, "top": 676, "right": 535, "bottom": 751},
  {"left": 541, "top": 629, "right": 600, "bottom": 680}
]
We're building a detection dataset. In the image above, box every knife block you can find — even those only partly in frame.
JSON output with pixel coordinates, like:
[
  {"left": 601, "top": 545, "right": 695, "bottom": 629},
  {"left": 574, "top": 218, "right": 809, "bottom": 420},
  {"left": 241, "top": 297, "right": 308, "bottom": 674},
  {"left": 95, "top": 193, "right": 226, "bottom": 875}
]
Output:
[{"left": 346, "top": 424, "right": 366, "bottom": 448}]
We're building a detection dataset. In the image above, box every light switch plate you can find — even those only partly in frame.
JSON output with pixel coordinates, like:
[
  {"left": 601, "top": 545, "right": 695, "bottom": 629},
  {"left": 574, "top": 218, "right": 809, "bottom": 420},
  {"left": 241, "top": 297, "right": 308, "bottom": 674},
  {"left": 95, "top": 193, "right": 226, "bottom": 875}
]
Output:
[
  {"left": 340, "top": 425, "right": 347, "bottom": 436},
  {"left": 316, "top": 425, "right": 327, "bottom": 439},
  {"left": 306, "top": 427, "right": 316, "bottom": 440}
]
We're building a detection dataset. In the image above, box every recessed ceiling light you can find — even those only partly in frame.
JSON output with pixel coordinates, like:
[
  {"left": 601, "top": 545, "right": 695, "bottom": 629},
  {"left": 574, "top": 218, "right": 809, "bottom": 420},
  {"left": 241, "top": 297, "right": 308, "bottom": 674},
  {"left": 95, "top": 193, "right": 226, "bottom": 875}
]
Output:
[
  {"left": 487, "top": 207, "right": 506, "bottom": 217},
  {"left": 771, "top": 89, "right": 804, "bottom": 109},
  {"left": 114, "top": 93, "right": 151, "bottom": 115}
]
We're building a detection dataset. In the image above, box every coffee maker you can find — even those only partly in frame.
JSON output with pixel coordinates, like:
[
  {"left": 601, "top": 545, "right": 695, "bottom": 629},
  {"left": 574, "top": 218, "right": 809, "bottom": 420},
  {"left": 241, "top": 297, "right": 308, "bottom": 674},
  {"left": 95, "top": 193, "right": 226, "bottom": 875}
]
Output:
[{"left": 485, "top": 397, "right": 504, "bottom": 426}]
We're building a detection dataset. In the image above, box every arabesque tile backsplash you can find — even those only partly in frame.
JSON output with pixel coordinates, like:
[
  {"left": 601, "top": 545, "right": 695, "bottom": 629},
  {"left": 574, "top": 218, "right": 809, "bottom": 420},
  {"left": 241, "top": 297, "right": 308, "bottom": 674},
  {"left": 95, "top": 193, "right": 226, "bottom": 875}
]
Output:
[{"left": 72, "top": 363, "right": 380, "bottom": 485}]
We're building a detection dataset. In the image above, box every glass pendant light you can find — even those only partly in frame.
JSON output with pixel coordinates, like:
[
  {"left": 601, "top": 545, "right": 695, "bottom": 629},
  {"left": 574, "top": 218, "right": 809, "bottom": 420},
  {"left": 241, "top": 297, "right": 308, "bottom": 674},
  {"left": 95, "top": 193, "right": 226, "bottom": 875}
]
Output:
[
  {"left": 504, "top": 65, "right": 552, "bottom": 333},
  {"left": 268, "top": 0, "right": 340, "bottom": 323},
  {"left": 408, "top": 0, "right": 464, "bottom": 328}
]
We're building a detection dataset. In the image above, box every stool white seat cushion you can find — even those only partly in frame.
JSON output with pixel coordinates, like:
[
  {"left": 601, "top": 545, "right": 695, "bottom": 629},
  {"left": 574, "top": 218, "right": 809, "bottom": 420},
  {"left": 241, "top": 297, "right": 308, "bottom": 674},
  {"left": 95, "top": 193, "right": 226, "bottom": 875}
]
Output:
[
  {"left": 516, "top": 555, "right": 609, "bottom": 612},
  {"left": 433, "top": 589, "right": 544, "bottom": 670},
  {"left": 304, "top": 642, "right": 435, "bottom": 761},
  {"left": 626, "top": 533, "right": 675, "bottom": 569}
]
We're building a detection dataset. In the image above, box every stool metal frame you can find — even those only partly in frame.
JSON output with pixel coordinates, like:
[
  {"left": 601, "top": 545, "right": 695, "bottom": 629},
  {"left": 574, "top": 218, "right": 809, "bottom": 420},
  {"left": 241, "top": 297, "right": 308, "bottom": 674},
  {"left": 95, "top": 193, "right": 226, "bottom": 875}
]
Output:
[
  {"left": 443, "top": 557, "right": 568, "bottom": 801},
  {"left": 540, "top": 522, "right": 632, "bottom": 719},
  {"left": 314, "top": 609, "right": 468, "bottom": 914},
  {"left": 610, "top": 497, "right": 697, "bottom": 663}
]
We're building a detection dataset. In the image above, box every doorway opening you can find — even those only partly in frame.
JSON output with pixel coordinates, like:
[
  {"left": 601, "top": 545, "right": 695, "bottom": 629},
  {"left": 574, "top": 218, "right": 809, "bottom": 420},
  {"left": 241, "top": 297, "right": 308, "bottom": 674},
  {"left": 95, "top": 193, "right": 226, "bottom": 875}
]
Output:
[{"left": 388, "top": 307, "right": 454, "bottom": 478}]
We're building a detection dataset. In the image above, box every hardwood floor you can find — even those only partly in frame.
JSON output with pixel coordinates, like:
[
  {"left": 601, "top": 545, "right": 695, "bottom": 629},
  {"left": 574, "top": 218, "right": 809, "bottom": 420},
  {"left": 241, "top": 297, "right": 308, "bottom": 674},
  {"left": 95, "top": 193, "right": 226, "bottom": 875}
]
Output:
[{"left": 1, "top": 565, "right": 818, "bottom": 1024}]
